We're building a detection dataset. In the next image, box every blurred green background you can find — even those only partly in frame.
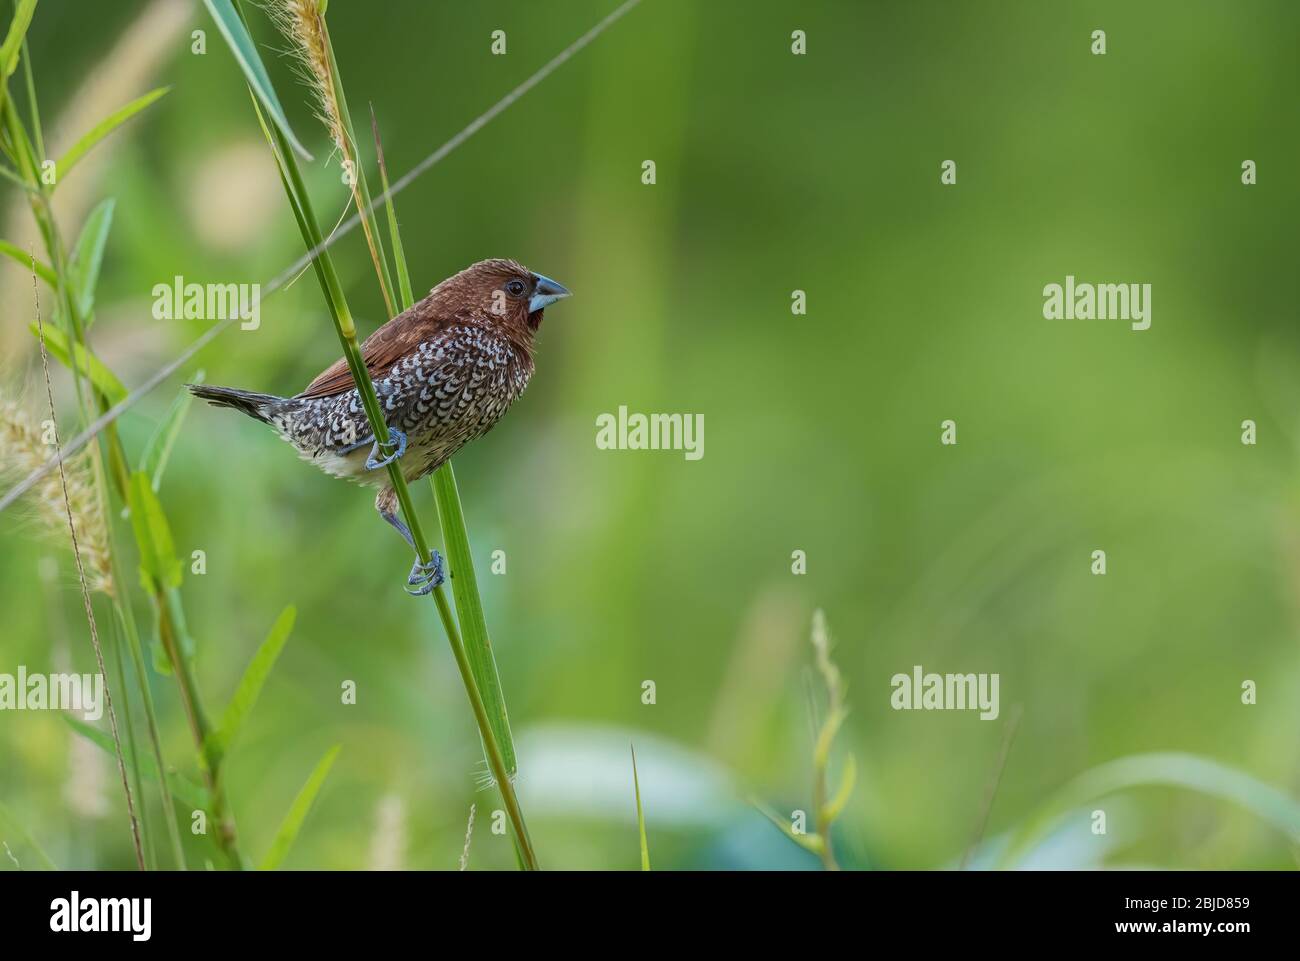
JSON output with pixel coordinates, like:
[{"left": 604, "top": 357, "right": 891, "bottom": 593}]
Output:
[{"left": 1, "top": 0, "right": 1298, "bottom": 870}]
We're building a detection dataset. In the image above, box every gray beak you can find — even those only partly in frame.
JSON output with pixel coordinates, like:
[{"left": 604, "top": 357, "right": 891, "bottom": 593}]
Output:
[{"left": 529, "top": 273, "right": 571, "bottom": 313}]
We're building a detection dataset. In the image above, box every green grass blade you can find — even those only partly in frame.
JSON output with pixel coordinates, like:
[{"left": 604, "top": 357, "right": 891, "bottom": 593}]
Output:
[
  {"left": 259, "top": 744, "right": 341, "bottom": 870},
  {"left": 370, "top": 106, "right": 413, "bottom": 309},
  {"left": 369, "top": 119, "right": 516, "bottom": 777},
  {"left": 0, "top": 0, "right": 37, "bottom": 80},
  {"left": 126, "top": 471, "right": 183, "bottom": 592},
  {"left": 0, "top": 797, "right": 56, "bottom": 870},
  {"left": 998, "top": 752, "right": 1300, "bottom": 868},
  {"left": 433, "top": 464, "right": 517, "bottom": 778},
  {"left": 0, "top": 239, "right": 54, "bottom": 284},
  {"left": 202, "top": 0, "right": 311, "bottom": 161},
  {"left": 0, "top": 160, "right": 38, "bottom": 193},
  {"left": 21, "top": 37, "right": 43, "bottom": 161},
  {"left": 0, "top": 77, "right": 40, "bottom": 182},
  {"left": 322, "top": 34, "right": 395, "bottom": 317},
  {"left": 53, "top": 87, "right": 169, "bottom": 182},
  {"left": 372, "top": 107, "right": 524, "bottom": 788},
  {"left": 113, "top": 591, "right": 187, "bottom": 869},
  {"left": 240, "top": 27, "right": 537, "bottom": 869},
  {"left": 107, "top": 612, "right": 152, "bottom": 868},
  {"left": 368, "top": 125, "right": 522, "bottom": 784},
  {"left": 208, "top": 605, "right": 296, "bottom": 760},
  {"left": 631, "top": 744, "right": 650, "bottom": 870},
  {"left": 139, "top": 375, "right": 200, "bottom": 492},
  {"left": 68, "top": 197, "right": 114, "bottom": 322},
  {"left": 63, "top": 715, "right": 210, "bottom": 811},
  {"left": 26, "top": 320, "right": 126, "bottom": 405}
]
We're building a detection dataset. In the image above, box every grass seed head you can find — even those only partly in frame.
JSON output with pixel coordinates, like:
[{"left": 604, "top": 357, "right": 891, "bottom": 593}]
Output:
[
  {"left": 266, "top": 0, "right": 346, "bottom": 158},
  {"left": 0, "top": 395, "right": 113, "bottom": 596}
]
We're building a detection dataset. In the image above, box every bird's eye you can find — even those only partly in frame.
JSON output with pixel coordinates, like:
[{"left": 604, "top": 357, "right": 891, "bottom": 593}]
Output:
[{"left": 504, "top": 280, "right": 526, "bottom": 297}]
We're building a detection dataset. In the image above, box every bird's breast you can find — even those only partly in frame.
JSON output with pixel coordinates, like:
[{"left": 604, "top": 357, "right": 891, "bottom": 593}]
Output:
[
  {"left": 379, "top": 326, "right": 533, "bottom": 461},
  {"left": 273, "top": 325, "right": 533, "bottom": 487}
]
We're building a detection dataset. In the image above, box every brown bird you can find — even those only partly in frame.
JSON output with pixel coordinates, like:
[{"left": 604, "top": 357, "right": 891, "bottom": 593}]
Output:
[{"left": 189, "top": 258, "right": 570, "bottom": 594}]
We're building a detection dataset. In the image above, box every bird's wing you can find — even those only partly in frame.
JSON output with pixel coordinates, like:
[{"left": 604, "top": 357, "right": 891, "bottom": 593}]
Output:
[{"left": 296, "top": 302, "right": 454, "bottom": 399}]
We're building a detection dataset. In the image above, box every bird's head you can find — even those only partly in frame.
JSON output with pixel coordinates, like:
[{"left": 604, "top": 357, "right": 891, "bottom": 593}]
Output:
[{"left": 436, "top": 258, "right": 570, "bottom": 344}]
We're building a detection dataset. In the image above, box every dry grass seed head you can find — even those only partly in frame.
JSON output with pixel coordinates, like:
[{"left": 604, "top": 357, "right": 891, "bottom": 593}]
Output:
[{"left": 0, "top": 395, "right": 113, "bottom": 595}]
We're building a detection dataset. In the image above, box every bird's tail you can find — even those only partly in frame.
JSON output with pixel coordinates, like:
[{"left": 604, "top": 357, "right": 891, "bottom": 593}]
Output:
[{"left": 187, "top": 384, "right": 282, "bottom": 424}]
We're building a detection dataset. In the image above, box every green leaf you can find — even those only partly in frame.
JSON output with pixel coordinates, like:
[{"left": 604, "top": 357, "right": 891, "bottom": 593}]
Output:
[
  {"left": 139, "top": 375, "right": 201, "bottom": 492},
  {"left": 631, "top": 744, "right": 650, "bottom": 870},
  {"left": 260, "top": 745, "right": 340, "bottom": 870},
  {"left": 21, "top": 36, "right": 44, "bottom": 163},
  {"left": 54, "top": 88, "right": 169, "bottom": 183},
  {"left": 208, "top": 606, "right": 296, "bottom": 759},
  {"left": 27, "top": 321, "right": 127, "bottom": 405},
  {"left": 62, "top": 715, "right": 208, "bottom": 811},
  {"left": 998, "top": 752, "right": 1300, "bottom": 869},
  {"left": 69, "top": 198, "right": 114, "bottom": 322},
  {"left": 202, "top": 0, "right": 312, "bottom": 162},
  {"left": 0, "top": 239, "right": 55, "bottom": 285},
  {"left": 372, "top": 108, "right": 413, "bottom": 309},
  {"left": 0, "top": 0, "right": 37, "bottom": 80},
  {"left": 433, "top": 465, "right": 517, "bottom": 778},
  {"left": 0, "top": 161, "right": 39, "bottom": 195},
  {"left": 126, "top": 471, "right": 182, "bottom": 592}
]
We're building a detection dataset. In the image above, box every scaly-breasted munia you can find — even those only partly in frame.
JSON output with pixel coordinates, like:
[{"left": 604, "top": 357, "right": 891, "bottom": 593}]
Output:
[{"left": 190, "top": 259, "right": 570, "bottom": 594}]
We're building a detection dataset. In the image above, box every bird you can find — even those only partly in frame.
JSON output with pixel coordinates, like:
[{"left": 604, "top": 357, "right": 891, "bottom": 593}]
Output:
[{"left": 189, "top": 258, "right": 570, "bottom": 595}]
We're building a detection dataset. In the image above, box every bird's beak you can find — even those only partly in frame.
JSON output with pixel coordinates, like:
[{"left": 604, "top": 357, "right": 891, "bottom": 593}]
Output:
[{"left": 529, "top": 273, "right": 571, "bottom": 313}]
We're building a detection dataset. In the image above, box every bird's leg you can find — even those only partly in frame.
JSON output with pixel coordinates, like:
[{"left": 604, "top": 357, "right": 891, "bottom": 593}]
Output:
[
  {"left": 364, "top": 427, "right": 408, "bottom": 471},
  {"left": 375, "top": 488, "right": 444, "bottom": 596}
]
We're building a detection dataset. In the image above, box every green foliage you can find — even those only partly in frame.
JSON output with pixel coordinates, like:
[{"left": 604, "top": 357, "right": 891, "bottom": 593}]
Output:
[
  {"left": 64, "top": 716, "right": 210, "bottom": 812},
  {"left": 434, "top": 466, "right": 517, "bottom": 778},
  {"left": 259, "top": 745, "right": 341, "bottom": 870},
  {"left": 0, "top": 239, "right": 53, "bottom": 283},
  {"left": 209, "top": 606, "right": 297, "bottom": 759},
  {"left": 200, "top": 0, "right": 310, "bottom": 160},
  {"left": 0, "top": 0, "right": 36, "bottom": 83},
  {"left": 126, "top": 471, "right": 182, "bottom": 593},
  {"left": 371, "top": 112, "right": 413, "bottom": 308},
  {"left": 631, "top": 744, "right": 650, "bottom": 871},
  {"left": 25, "top": 321, "right": 127, "bottom": 405},
  {"left": 54, "top": 88, "right": 169, "bottom": 183},
  {"left": 138, "top": 377, "right": 201, "bottom": 493},
  {"left": 68, "top": 198, "right": 115, "bottom": 322}
]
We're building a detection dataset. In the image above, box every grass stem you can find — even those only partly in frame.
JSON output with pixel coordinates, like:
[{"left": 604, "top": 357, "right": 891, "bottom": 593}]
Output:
[{"left": 251, "top": 87, "right": 538, "bottom": 870}]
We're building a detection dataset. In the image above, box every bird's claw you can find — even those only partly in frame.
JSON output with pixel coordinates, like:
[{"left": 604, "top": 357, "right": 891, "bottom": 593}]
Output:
[
  {"left": 405, "top": 550, "right": 445, "bottom": 596},
  {"left": 366, "top": 428, "right": 408, "bottom": 470}
]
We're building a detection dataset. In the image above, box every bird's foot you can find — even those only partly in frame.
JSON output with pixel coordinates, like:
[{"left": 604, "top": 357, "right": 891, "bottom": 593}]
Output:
[
  {"left": 366, "top": 428, "right": 408, "bottom": 470},
  {"left": 405, "top": 550, "right": 445, "bottom": 596}
]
